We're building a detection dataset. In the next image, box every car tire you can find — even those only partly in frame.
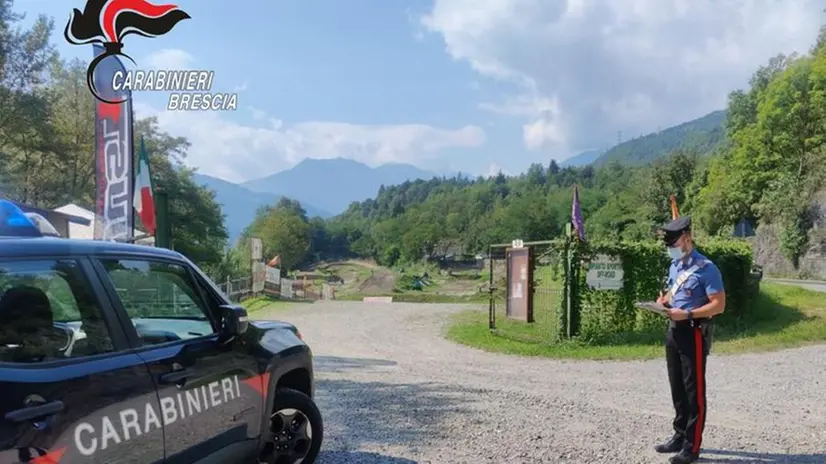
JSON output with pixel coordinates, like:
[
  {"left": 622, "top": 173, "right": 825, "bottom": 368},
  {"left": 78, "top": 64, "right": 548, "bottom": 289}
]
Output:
[{"left": 264, "top": 387, "right": 323, "bottom": 464}]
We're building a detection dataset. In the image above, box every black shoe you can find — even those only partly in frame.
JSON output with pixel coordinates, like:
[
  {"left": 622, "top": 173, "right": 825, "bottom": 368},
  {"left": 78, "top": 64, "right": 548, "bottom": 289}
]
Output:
[
  {"left": 654, "top": 435, "right": 683, "bottom": 453},
  {"left": 669, "top": 449, "right": 699, "bottom": 464}
]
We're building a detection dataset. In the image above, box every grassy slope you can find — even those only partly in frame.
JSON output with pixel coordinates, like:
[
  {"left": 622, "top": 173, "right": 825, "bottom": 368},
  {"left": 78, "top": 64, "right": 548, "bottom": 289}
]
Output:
[{"left": 446, "top": 282, "right": 826, "bottom": 360}]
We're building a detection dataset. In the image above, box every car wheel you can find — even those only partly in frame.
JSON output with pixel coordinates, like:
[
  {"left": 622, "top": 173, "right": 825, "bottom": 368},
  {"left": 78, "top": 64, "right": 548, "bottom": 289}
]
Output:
[{"left": 263, "top": 388, "right": 323, "bottom": 464}]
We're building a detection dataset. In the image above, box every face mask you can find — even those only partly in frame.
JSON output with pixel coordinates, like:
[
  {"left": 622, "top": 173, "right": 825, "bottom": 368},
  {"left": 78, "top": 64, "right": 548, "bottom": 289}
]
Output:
[{"left": 667, "top": 247, "right": 685, "bottom": 260}]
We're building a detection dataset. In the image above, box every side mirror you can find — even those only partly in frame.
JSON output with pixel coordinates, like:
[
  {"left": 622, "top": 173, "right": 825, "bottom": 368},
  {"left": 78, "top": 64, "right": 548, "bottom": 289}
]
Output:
[{"left": 220, "top": 304, "right": 249, "bottom": 340}]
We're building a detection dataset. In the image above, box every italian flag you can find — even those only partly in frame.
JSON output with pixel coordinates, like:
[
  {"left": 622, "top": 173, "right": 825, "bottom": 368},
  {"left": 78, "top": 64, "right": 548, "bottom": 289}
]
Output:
[{"left": 133, "top": 136, "right": 156, "bottom": 236}]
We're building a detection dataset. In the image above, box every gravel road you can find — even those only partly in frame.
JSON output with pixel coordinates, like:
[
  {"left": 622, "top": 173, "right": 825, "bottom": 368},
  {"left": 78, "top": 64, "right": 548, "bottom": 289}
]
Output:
[{"left": 256, "top": 302, "right": 826, "bottom": 464}]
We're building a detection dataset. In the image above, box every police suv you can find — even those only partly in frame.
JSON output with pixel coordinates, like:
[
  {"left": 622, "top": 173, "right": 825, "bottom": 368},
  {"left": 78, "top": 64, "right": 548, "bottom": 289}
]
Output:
[{"left": 0, "top": 201, "right": 323, "bottom": 463}]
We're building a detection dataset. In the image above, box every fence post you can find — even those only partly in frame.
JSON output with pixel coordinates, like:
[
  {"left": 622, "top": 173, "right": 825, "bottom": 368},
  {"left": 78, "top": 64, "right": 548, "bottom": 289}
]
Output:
[
  {"left": 488, "top": 245, "right": 495, "bottom": 330},
  {"left": 568, "top": 242, "right": 578, "bottom": 338},
  {"left": 561, "top": 237, "right": 570, "bottom": 340}
]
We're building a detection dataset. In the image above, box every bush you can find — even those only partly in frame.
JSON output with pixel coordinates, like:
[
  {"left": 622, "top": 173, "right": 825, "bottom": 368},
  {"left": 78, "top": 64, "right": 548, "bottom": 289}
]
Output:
[{"left": 571, "top": 238, "right": 755, "bottom": 344}]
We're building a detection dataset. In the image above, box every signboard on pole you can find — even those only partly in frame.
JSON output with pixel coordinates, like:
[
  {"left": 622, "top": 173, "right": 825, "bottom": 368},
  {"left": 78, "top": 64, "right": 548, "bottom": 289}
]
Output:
[
  {"left": 92, "top": 44, "right": 133, "bottom": 242},
  {"left": 252, "top": 261, "right": 266, "bottom": 293},
  {"left": 250, "top": 237, "right": 263, "bottom": 261},
  {"left": 265, "top": 266, "right": 281, "bottom": 285},
  {"left": 585, "top": 254, "right": 624, "bottom": 290},
  {"left": 506, "top": 246, "right": 533, "bottom": 322}
]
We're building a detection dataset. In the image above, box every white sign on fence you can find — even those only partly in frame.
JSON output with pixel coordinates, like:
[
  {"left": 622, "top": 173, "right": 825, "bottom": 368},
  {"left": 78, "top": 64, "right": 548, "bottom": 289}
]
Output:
[
  {"left": 252, "top": 261, "right": 266, "bottom": 293},
  {"left": 512, "top": 239, "right": 524, "bottom": 249},
  {"left": 266, "top": 266, "right": 281, "bottom": 285},
  {"left": 281, "top": 278, "right": 293, "bottom": 299},
  {"left": 250, "top": 237, "right": 263, "bottom": 261},
  {"left": 586, "top": 254, "right": 624, "bottom": 290}
]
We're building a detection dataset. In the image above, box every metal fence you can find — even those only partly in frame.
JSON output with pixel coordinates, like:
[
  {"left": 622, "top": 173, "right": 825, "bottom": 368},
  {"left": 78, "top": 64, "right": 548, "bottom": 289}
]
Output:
[
  {"left": 488, "top": 240, "right": 565, "bottom": 343},
  {"left": 216, "top": 276, "right": 253, "bottom": 303},
  {"left": 214, "top": 275, "right": 332, "bottom": 303}
]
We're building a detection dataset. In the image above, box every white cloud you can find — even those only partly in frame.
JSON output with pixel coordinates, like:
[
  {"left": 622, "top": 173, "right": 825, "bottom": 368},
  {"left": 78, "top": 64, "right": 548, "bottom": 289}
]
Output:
[
  {"left": 134, "top": 103, "right": 485, "bottom": 183},
  {"left": 144, "top": 48, "right": 195, "bottom": 70},
  {"left": 422, "top": 0, "right": 825, "bottom": 155},
  {"left": 486, "top": 162, "right": 508, "bottom": 177},
  {"left": 249, "top": 106, "right": 267, "bottom": 121}
]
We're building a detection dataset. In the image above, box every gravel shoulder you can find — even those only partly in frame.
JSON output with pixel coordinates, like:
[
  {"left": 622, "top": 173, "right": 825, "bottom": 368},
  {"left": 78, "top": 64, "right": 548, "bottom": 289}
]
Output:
[{"left": 255, "top": 302, "right": 826, "bottom": 464}]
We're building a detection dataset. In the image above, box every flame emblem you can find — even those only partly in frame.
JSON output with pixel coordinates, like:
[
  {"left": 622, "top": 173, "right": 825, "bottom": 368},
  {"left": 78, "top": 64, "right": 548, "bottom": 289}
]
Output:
[{"left": 64, "top": 0, "right": 190, "bottom": 104}]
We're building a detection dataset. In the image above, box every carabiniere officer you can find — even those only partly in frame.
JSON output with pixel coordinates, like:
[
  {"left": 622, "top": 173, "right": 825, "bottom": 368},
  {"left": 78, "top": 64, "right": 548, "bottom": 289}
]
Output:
[{"left": 654, "top": 216, "right": 726, "bottom": 464}]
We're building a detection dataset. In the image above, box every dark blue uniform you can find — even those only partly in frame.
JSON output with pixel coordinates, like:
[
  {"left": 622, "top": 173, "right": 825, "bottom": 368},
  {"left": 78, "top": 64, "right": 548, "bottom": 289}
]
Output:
[{"left": 664, "top": 249, "right": 723, "bottom": 458}]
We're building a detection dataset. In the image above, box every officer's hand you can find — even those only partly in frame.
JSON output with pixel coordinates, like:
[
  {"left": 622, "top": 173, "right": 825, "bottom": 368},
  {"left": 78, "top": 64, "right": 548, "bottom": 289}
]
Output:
[
  {"left": 656, "top": 291, "right": 668, "bottom": 305},
  {"left": 666, "top": 308, "right": 688, "bottom": 321}
]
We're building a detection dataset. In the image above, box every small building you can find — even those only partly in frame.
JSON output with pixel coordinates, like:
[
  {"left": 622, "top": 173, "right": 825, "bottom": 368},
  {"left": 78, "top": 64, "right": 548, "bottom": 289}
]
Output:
[
  {"left": 7, "top": 200, "right": 90, "bottom": 238},
  {"left": 54, "top": 203, "right": 154, "bottom": 245}
]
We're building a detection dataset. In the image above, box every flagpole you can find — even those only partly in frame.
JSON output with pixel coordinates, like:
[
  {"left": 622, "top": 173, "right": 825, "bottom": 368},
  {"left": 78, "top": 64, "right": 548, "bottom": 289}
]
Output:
[{"left": 130, "top": 95, "right": 136, "bottom": 239}]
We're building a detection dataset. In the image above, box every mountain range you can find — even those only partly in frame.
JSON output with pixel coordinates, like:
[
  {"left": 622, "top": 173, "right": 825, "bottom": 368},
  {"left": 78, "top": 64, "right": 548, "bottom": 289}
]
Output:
[
  {"left": 193, "top": 158, "right": 441, "bottom": 243},
  {"left": 560, "top": 149, "right": 606, "bottom": 167},
  {"left": 241, "top": 157, "right": 440, "bottom": 214},
  {"left": 592, "top": 110, "right": 726, "bottom": 166},
  {"left": 196, "top": 110, "right": 727, "bottom": 244}
]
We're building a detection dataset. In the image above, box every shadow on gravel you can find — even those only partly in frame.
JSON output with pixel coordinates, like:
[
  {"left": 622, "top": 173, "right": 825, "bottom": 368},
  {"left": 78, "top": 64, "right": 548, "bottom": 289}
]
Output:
[
  {"left": 317, "top": 450, "right": 418, "bottom": 463},
  {"left": 314, "top": 356, "right": 398, "bottom": 373},
  {"left": 700, "top": 448, "right": 826, "bottom": 463}
]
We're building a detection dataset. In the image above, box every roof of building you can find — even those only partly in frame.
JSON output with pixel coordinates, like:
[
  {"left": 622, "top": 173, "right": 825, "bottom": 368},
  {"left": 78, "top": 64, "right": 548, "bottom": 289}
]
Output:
[
  {"left": 54, "top": 203, "right": 153, "bottom": 244},
  {"left": 10, "top": 201, "right": 91, "bottom": 226}
]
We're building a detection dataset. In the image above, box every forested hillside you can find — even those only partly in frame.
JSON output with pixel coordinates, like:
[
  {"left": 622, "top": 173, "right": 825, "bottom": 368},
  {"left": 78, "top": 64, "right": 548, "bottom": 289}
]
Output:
[
  {"left": 233, "top": 26, "right": 826, "bottom": 275},
  {"left": 593, "top": 110, "right": 727, "bottom": 166}
]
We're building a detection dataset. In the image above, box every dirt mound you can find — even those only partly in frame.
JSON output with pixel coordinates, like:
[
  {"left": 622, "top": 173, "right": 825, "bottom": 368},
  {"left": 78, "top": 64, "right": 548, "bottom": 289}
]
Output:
[{"left": 357, "top": 268, "right": 396, "bottom": 294}]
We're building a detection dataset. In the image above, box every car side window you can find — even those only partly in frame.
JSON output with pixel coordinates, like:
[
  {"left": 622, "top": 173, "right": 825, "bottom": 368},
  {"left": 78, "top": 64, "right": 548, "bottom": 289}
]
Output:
[
  {"left": 99, "top": 259, "right": 217, "bottom": 346},
  {"left": 0, "top": 259, "right": 115, "bottom": 364}
]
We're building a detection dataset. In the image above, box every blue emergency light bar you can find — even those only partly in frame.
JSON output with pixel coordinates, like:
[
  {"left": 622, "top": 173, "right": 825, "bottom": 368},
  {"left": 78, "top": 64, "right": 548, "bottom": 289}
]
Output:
[{"left": 0, "top": 199, "right": 43, "bottom": 237}]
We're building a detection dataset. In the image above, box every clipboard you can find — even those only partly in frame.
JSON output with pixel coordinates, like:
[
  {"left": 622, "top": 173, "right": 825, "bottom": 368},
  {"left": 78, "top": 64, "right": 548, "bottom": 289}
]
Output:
[{"left": 634, "top": 301, "right": 670, "bottom": 317}]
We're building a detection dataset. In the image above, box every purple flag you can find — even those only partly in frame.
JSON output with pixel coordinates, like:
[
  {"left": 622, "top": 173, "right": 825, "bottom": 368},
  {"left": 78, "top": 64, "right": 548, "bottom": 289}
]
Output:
[{"left": 572, "top": 184, "right": 585, "bottom": 241}]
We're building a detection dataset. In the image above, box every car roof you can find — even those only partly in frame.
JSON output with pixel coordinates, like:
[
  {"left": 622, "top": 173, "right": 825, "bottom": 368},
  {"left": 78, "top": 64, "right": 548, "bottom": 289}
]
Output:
[{"left": 0, "top": 237, "right": 186, "bottom": 260}]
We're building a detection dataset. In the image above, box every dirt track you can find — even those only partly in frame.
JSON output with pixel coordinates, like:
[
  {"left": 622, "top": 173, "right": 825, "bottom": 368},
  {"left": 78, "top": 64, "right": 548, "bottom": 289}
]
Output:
[{"left": 256, "top": 301, "right": 826, "bottom": 463}]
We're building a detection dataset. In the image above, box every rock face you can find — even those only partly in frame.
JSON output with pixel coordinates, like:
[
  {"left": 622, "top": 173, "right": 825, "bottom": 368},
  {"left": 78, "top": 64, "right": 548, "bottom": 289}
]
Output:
[{"left": 751, "top": 191, "right": 826, "bottom": 280}]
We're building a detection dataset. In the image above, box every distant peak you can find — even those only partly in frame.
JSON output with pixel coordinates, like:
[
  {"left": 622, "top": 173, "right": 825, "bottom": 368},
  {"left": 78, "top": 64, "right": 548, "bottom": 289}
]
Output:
[{"left": 296, "top": 157, "right": 364, "bottom": 167}]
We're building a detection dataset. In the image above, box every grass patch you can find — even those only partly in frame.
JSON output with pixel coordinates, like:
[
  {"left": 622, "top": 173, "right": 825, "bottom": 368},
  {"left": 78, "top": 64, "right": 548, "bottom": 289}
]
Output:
[
  {"left": 446, "top": 282, "right": 826, "bottom": 360},
  {"left": 243, "top": 296, "right": 304, "bottom": 315}
]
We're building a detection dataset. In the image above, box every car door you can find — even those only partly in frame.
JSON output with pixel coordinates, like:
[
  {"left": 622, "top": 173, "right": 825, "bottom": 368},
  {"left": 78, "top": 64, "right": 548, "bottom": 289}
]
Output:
[
  {"left": 93, "top": 256, "right": 263, "bottom": 463},
  {"left": 0, "top": 257, "right": 165, "bottom": 464}
]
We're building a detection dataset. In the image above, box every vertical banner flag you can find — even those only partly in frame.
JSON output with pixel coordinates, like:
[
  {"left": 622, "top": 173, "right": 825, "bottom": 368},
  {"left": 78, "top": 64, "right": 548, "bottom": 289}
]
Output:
[
  {"left": 133, "top": 136, "right": 156, "bottom": 236},
  {"left": 669, "top": 194, "right": 680, "bottom": 220},
  {"left": 93, "top": 44, "right": 134, "bottom": 241},
  {"left": 572, "top": 184, "right": 586, "bottom": 241}
]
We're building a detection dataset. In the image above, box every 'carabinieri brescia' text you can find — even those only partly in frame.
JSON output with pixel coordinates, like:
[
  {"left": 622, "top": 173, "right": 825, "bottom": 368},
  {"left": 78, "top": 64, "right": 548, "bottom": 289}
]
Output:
[{"left": 111, "top": 70, "right": 238, "bottom": 111}]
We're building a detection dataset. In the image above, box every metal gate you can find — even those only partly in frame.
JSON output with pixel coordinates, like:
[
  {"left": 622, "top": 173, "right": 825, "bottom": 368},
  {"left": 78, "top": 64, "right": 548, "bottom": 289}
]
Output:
[{"left": 488, "top": 240, "right": 565, "bottom": 341}]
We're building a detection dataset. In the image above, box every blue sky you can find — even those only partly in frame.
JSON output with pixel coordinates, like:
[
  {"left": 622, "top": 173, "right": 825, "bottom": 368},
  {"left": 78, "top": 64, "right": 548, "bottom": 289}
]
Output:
[{"left": 16, "top": 0, "right": 826, "bottom": 183}]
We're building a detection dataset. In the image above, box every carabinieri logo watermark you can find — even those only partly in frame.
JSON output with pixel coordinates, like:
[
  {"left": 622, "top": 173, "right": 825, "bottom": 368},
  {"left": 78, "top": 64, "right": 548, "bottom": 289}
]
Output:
[{"left": 64, "top": 0, "right": 238, "bottom": 111}]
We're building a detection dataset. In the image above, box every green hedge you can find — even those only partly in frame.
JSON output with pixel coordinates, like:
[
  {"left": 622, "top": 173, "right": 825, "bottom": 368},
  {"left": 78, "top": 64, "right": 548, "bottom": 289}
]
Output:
[{"left": 569, "top": 238, "right": 756, "bottom": 344}]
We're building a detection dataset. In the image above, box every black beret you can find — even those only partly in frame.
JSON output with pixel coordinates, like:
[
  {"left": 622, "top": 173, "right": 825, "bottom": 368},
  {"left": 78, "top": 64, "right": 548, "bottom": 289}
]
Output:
[{"left": 660, "top": 216, "right": 691, "bottom": 246}]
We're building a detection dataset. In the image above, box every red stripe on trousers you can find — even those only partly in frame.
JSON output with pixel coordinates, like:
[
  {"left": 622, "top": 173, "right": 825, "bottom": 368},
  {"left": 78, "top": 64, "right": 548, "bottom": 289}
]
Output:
[{"left": 693, "top": 327, "right": 705, "bottom": 454}]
